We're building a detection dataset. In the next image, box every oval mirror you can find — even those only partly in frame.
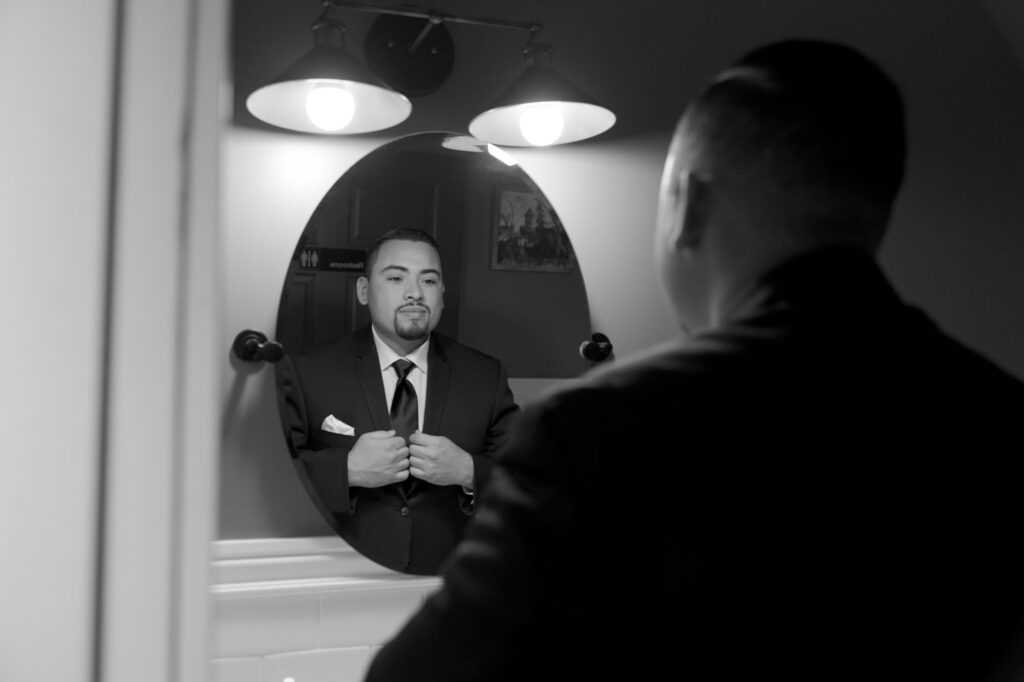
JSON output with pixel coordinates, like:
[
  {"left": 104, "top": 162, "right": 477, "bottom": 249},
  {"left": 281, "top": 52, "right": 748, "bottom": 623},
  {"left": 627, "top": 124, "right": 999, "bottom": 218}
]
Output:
[{"left": 273, "top": 131, "right": 593, "bottom": 575}]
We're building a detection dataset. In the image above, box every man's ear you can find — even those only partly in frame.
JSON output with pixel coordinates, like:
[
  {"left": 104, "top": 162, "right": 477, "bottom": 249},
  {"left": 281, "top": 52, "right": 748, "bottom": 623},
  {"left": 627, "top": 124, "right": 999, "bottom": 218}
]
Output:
[
  {"left": 356, "top": 276, "right": 369, "bottom": 305},
  {"left": 677, "top": 172, "right": 711, "bottom": 250}
]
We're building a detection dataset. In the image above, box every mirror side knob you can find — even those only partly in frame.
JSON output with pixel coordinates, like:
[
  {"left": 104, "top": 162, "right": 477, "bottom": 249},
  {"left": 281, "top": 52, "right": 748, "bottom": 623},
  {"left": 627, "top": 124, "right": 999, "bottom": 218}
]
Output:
[
  {"left": 232, "top": 329, "right": 285, "bottom": 363},
  {"left": 258, "top": 339, "right": 285, "bottom": 363},
  {"left": 579, "top": 332, "right": 613, "bottom": 362}
]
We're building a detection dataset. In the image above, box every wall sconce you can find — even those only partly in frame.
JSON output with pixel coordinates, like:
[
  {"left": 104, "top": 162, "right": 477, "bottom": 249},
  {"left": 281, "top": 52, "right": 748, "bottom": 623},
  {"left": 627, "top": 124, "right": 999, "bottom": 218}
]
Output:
[
  {"left": 246, "top": 1, "right": 615, "bottom": 145},
  {"left": 579, "top": 332, "right": 614, "bottom": 363},
  {"left": 245, "top": 2, "right": 412, "bottom": 134},
  {"left": 232, "top": 330, "right": 285, "bottom": 364}
]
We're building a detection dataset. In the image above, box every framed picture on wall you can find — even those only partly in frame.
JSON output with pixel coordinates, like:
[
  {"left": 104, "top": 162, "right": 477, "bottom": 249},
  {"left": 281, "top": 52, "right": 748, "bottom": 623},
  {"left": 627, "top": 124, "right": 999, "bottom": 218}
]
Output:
[{"left": 490, "top": 187, "right": 577, "bottom": 273}]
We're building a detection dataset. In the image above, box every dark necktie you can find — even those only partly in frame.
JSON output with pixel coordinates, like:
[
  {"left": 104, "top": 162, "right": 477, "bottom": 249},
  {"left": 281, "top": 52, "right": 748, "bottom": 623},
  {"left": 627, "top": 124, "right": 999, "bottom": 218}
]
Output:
[
  {"left": 390, "top": 359, "right": 418, "bottom": 494},
  {"left": 389, "top": 358, "right": 418, "bottom": 443}
]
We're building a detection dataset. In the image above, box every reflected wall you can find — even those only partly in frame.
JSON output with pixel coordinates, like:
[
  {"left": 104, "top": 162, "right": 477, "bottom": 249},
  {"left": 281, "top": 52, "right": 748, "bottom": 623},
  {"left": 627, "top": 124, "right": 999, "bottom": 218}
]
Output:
[{"left": 275, "top": 132, "right": 592, "bottom": 379}]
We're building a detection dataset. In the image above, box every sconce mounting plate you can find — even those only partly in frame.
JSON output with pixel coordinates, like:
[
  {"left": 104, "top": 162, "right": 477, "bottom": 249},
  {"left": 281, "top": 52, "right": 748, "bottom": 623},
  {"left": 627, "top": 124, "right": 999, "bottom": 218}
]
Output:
[{"left": 364, "top": 13, "right": 454, "bottom": 98}]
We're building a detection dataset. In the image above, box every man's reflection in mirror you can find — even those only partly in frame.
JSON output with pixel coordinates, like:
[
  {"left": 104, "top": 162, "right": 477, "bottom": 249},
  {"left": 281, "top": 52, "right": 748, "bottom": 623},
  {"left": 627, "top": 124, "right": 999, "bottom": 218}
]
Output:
[{"left": 275, "top": 228, "right": 520, "bottom": 575}]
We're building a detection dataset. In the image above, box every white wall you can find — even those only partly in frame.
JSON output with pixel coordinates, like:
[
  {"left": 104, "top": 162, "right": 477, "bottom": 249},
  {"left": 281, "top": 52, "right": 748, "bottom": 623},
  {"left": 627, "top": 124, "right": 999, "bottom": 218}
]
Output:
[
  {"left": 1, "top": 1, "right": 223, "bottom": 681},
  {"left": 1, "top": 3, "right": 115, "bottom": 679}
]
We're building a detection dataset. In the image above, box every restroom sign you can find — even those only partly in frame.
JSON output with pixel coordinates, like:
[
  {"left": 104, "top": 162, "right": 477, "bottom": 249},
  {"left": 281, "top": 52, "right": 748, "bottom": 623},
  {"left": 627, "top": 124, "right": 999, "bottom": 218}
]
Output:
[{"left": 297, "top": 247, "right": 366, "bottom": 273}]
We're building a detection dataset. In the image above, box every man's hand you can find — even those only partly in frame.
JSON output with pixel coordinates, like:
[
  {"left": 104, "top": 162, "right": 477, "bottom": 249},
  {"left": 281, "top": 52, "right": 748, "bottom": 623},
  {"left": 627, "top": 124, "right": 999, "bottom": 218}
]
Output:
[
  {"left": 347, "top": 430, "right": 410, "bottom": 488},
  {"left": 408, "top": 432, "right": 474, "bottom": 488}
]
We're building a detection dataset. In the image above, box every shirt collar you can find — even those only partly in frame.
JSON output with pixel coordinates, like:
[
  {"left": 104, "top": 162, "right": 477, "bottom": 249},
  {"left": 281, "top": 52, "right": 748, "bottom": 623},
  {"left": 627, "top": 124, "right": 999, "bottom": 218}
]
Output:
[{"left": 370, "top": 325, "right": 430, "bottom": 374}]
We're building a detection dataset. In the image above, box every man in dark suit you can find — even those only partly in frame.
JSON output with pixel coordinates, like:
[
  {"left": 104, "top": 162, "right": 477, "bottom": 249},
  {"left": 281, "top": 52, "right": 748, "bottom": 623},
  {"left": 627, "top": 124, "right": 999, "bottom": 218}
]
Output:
[
  {"left": 365, "top": 40, "right": 1024, "bottom": 680},
  {"left": 276, "top": 228, "right": 519, "bottom": 575}
]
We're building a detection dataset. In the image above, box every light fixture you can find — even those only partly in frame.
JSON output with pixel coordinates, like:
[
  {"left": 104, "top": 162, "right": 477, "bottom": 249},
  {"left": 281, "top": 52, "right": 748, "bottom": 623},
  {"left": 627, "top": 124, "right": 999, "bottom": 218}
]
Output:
[
  {"left": 246, "top": 2, "right": 615, "bottom": 145},
  {"left": 246, "top": 2, "right": 411, "bottom": 135},
  {"left": 469, "top": 40, "right": 616, "bottom": 147}
]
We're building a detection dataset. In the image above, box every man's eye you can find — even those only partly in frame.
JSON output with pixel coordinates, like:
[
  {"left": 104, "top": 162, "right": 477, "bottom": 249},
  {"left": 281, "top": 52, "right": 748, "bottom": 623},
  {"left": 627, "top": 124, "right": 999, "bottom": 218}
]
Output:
[
  {"left": 387, "top": 276, "right": 402, "bottom": 282},
  {"left": 422, "top": 278, "right": 438, "bottom": 286}
]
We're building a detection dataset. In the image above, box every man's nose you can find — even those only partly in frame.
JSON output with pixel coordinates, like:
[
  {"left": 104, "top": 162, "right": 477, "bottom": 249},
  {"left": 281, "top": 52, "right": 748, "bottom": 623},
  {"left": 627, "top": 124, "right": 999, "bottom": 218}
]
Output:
[{"left": 404, "top": 282, "right": 423, "bottom": 300}]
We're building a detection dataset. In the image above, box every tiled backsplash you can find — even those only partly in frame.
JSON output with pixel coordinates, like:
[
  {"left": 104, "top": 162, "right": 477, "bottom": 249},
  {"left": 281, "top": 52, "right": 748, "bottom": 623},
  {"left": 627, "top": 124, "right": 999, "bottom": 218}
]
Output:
[{"left": 209, "top": 536, "right": 441, "bottom": 682}]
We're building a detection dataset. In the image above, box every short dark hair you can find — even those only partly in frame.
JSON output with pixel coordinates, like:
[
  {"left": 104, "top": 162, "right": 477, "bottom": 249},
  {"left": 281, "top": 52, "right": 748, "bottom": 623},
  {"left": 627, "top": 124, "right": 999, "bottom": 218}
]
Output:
[
  {"left": 363, "top": 228, "right": 442, "bottom": 275},
  {"left": 684, "top": 39, "right": 906, "bottom": 218}
]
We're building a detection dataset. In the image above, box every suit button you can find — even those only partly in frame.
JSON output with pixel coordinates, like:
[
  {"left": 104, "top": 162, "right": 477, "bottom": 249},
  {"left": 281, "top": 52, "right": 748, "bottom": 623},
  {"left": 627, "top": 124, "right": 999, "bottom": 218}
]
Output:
[{"left": 401, "top": 506, "right": 410, "bottom": 517}]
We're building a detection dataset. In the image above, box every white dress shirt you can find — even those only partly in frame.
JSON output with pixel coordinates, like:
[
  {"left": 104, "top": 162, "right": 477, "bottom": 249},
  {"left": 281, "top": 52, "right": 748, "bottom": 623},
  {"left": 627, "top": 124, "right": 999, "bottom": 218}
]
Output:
[{"left": 371, "top": 325, "right": 429, "bottom": 431}]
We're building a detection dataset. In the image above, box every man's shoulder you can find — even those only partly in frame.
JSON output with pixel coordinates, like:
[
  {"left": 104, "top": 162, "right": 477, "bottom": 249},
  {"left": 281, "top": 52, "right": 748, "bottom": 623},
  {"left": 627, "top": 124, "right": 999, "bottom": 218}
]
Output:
[
  {"left": 527, "top": 337, "right": 712, "bottom": 407},
  {"left": 583, "top": 333, "right": 746, "bottom": 387},
  {"left": 925, "top": 322, "right": 1024, "bottom": 405},
  {"left": 519, "top": 328, "right": 778, "bottom": 421},
  {"left": 430, "top": 332, "right": 504, "bottom": 368}
]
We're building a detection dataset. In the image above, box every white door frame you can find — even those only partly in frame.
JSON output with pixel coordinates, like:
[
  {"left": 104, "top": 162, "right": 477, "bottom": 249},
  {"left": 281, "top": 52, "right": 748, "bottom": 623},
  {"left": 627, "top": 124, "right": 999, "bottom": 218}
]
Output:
[{"left": 98, "top": 1, "right": 225, "bottom": 681}]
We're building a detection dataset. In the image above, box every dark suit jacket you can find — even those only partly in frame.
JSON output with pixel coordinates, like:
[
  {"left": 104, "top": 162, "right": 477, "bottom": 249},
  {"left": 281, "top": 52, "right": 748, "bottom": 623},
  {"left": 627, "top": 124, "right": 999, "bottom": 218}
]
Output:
[
  {"left": 366, "top": 246, "right": 1024, "bottom": 681},
  {"left": 275, "top": 328, "right": 519, "bottom": 575}
]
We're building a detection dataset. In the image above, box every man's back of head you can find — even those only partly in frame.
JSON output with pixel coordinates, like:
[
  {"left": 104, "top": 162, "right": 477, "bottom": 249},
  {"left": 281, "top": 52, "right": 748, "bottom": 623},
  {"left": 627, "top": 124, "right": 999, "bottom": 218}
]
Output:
[
  {"left": 689, "top": 39, "right": 906, "bottom": 240},
  {"left": 656, "top": 39, "right": 908, "bottom": 331}
]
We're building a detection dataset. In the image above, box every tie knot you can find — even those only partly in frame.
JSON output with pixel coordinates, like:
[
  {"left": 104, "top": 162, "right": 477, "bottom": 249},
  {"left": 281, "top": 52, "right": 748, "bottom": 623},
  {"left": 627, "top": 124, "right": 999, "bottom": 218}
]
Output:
[{"left": 392, "top": 358, "right": 415, "bottom": 381}]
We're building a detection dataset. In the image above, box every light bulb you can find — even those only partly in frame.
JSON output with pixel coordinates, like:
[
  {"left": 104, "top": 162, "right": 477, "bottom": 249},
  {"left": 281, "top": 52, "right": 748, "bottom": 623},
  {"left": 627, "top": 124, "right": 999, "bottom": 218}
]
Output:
[
  {"left": 519, "top": 105, "right": 564, "bottom": 146},
  {"left": 305, "top": 84, "right": 355, "bottom": 132}
]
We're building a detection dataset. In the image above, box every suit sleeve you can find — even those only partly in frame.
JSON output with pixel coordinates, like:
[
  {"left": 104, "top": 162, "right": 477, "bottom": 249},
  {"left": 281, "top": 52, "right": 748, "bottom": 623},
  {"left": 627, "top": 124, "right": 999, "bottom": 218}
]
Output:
[
  {"left": 274, "top": 355, "right": 357, "bottom": 517},
  {"left": 468, "top": 360, "right": 519, "bottom": 498}
]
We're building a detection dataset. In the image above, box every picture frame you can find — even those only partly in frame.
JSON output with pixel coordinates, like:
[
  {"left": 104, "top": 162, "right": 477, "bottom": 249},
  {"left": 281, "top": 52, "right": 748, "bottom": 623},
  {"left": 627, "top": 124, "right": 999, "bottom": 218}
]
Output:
[{"left": 490, "top": 187, "right": 577, "bottom": 273}]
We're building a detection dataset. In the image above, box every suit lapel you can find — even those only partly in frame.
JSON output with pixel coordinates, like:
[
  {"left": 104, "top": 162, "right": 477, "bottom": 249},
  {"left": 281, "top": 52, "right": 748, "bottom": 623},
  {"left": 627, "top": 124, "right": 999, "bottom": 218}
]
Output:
[
  {"left": 354, "top": 327, "right": 391, "bottom": 431},
  {"left": 423, "top": 334, "right": 450, "bottom": 436}
]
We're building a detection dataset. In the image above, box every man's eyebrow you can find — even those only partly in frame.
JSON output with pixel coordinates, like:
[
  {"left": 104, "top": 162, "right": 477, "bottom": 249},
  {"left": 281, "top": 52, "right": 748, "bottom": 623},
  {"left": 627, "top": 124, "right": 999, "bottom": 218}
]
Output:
[{"left": 378, "top": 265, "right": 442, "bottom": 277}]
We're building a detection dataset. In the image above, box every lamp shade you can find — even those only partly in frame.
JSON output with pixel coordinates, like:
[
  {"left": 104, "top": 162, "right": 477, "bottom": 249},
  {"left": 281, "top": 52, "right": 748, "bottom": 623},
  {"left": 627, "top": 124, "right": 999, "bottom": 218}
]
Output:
[
  {"left": 469, "top": 45, "right": 615, "bottom": 146},
  {"left": 246, "top": 43, "right": 412, "bottom": 135}
]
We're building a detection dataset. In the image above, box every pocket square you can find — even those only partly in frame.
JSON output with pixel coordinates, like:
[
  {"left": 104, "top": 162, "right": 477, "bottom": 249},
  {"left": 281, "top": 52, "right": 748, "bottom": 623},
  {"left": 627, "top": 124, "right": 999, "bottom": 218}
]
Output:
[{"left": 321, "top": 415, "right": 356, "bottom": 436}]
